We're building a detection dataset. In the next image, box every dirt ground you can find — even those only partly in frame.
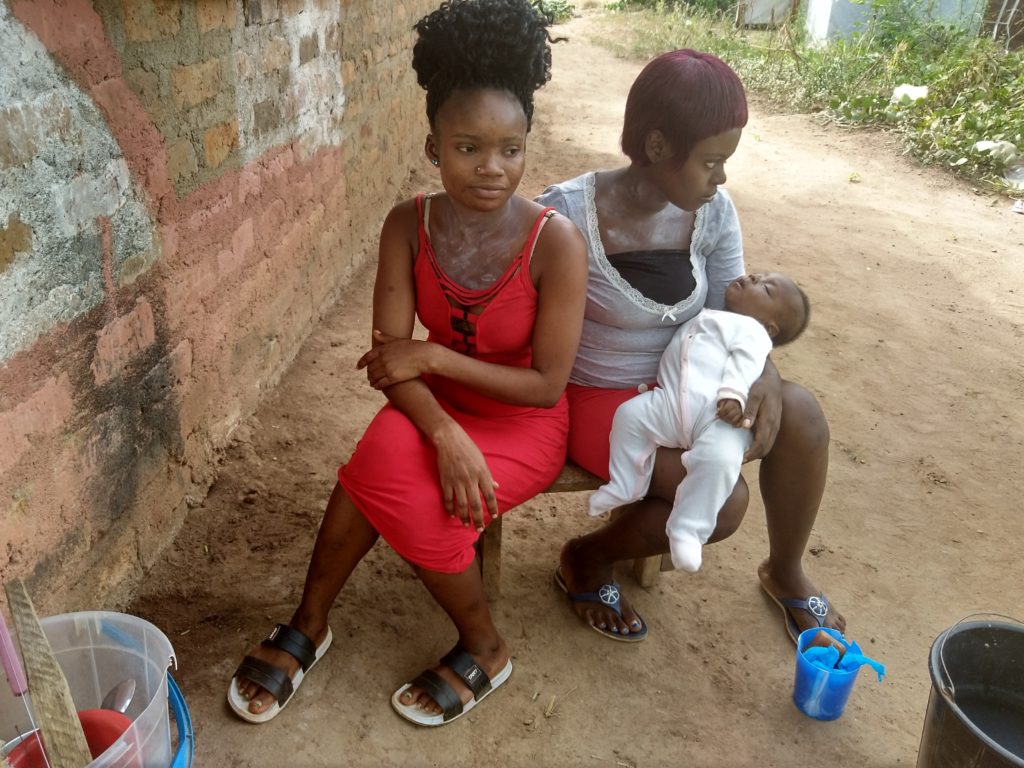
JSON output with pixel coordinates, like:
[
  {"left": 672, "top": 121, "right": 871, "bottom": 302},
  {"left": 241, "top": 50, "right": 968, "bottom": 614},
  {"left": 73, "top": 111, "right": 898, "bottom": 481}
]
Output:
[{"left": 131, "top": 11, "right": 1024, "bottom": 768}]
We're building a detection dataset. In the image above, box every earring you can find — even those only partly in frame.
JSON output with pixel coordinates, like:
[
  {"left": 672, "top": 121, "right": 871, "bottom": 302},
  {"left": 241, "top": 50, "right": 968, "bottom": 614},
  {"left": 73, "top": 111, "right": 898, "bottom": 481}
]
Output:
[{"left": 431, "top": 158, "right": 439, "bottom": 167}]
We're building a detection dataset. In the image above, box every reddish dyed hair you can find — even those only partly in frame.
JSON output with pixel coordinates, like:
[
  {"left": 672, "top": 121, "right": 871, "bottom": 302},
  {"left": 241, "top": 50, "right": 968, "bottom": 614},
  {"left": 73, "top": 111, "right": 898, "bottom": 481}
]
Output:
[{"left": 620, "top": 49, "right": 748, "bottom": 166}]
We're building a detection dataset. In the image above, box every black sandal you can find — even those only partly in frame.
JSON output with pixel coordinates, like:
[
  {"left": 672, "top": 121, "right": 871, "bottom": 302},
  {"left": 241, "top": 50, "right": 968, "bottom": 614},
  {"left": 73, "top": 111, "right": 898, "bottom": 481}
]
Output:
[
  {"left": 227, "top": 623, "right": 333, "bottom": 723},
  {"left": 390, "top": 644, "right": 513, "bottom": 726}
]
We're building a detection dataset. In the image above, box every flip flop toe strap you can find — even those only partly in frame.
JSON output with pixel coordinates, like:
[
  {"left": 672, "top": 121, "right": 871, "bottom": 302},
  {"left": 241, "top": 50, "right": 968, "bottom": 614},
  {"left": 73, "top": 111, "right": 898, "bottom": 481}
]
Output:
[
  {"left": 261, "top": 623, "right": 317, "bottom": 672},
  {"left": 234, "top": 656, "right": 294, "bottom": 706},
  {"left": 441, "top": 646, "right": 493, "bottom": 699},
  {"left": 779, "top": 594, "right": 830, "bottom": 627},
  {"left": 567, "top": 582, "right": 625, "bottom": 617},
  {"left": 409, "top": 669, "right": 464, "bottom": 722}
]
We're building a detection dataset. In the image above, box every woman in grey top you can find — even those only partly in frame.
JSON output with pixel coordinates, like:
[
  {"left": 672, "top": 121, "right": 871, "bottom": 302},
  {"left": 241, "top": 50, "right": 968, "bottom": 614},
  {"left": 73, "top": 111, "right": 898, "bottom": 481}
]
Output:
[{"left": 537, "top": 49, "right": 846, "bottom": 644}]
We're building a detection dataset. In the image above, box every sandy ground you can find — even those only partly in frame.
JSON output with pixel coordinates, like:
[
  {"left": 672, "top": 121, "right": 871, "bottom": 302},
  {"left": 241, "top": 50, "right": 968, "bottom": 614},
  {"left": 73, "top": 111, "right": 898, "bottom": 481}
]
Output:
[{"left": 130, "top": 11, "right": 1024, "bottom": 767}]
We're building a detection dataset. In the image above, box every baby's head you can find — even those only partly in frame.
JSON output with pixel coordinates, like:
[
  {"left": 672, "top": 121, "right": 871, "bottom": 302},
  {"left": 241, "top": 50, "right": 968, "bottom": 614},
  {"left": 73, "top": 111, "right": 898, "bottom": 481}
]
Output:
[{"left": 724, "top": 272, "right": 809, "bottom": 346}]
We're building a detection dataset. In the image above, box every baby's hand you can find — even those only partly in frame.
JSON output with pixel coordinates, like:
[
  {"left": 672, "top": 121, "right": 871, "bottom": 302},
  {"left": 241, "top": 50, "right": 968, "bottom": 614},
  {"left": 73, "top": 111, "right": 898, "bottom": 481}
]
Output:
[{"left": 716, "top": 398, "right": 744, "bottom": 427}]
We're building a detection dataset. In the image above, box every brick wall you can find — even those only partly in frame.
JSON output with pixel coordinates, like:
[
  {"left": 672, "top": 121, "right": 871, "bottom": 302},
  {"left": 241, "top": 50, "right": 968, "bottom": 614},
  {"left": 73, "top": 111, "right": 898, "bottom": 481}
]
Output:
[{"left": 0, "top": 0, "right": 436, "bottom": 611}]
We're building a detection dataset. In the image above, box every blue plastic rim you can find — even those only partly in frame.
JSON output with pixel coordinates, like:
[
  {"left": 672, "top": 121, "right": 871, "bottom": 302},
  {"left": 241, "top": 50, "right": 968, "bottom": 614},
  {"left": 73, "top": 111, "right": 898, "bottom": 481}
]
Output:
[{"left": 168, "top": 674, "right": 194, "bottom": 768}]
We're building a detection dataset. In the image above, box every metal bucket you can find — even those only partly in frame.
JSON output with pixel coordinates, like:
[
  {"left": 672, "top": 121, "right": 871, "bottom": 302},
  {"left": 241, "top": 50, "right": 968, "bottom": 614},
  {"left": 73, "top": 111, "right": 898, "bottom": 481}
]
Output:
[{"left": 917, "top": 615, "right": 1024, "bottom": 768}]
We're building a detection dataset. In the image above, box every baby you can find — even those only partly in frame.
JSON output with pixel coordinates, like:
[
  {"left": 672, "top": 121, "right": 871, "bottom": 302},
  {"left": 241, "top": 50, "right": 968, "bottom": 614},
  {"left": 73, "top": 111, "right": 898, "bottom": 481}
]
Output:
[{"left": 588, "top": 272, "right": 811, "bottom": 572}]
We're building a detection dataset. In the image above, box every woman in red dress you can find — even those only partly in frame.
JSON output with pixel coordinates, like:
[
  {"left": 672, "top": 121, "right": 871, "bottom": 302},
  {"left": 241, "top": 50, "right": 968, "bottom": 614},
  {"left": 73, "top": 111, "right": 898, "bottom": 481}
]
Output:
[{"left": 228, "top": 0, "right": 587, "bottom": 727}]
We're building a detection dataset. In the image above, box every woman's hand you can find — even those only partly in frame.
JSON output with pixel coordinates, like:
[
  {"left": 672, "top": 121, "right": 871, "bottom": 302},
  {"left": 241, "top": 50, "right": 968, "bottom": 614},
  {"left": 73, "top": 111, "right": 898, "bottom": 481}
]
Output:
[
  {"left": 357, "top": 330, "right": 439, "bottom": 389},
  {"left": 742, "top": 359, "right": 783, "bottom": 462},
  {"left": 431, "top": 422, "right": 500, "bottom": 531}
]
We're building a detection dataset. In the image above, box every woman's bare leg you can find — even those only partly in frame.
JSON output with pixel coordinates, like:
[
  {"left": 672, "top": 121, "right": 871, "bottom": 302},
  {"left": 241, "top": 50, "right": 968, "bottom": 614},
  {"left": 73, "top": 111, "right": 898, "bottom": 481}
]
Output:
[
  {"left": 398, "top": 562, "right": 509, "bottom": 715},
  {"left": 757, "top": 381, "right": 846, "bottom": 634},
  {"left": 559, "top": 447, "right": 748, "bottom": 635},
  {"left": 236, "top": 482, "right": 379, "bottom": 715}
]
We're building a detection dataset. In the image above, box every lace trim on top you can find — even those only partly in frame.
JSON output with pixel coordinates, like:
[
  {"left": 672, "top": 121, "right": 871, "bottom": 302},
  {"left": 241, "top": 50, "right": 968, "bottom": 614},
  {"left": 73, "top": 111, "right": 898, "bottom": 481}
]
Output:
[
  {"left": 583, "top": 172, "right": 706, "bottom": 323},
  {"left": 420, "top": 194, "right": 553, "bottom": 354}
]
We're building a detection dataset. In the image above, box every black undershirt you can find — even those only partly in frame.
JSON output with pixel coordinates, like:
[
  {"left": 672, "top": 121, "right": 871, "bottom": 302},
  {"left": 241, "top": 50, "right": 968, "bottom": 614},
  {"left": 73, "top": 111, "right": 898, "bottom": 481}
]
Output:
[{"left": 606, "top": 249, "right": 695, "bottom": 306}]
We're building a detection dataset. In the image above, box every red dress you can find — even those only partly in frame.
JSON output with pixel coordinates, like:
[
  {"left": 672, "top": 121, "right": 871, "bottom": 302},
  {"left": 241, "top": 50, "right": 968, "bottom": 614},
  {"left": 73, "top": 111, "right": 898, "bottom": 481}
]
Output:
[{"left": 339, "top": 195, "right": 568, "bottom": 573}]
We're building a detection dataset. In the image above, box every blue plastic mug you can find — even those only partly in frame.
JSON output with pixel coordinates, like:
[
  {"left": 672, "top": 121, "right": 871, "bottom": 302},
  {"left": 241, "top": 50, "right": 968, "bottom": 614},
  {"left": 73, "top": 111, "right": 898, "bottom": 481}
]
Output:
[{"left": 793, "top": 626, "right": 863, "bottom": 721}]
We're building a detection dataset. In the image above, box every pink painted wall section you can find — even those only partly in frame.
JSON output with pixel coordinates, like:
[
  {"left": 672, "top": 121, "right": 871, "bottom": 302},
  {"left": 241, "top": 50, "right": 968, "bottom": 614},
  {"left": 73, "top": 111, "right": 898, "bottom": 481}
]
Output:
[
  {"left": 0, "top": 0, "right": 436, "bottom": 611},
  {"left": 0, "top": 375, "right": 74, "bottom": 476}
]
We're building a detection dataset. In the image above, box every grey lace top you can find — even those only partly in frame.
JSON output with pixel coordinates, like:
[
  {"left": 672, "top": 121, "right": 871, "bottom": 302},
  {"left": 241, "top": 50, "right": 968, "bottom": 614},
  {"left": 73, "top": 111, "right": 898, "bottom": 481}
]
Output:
[{"left": 536, "top": 172, "right": 746, "bottom": 388}]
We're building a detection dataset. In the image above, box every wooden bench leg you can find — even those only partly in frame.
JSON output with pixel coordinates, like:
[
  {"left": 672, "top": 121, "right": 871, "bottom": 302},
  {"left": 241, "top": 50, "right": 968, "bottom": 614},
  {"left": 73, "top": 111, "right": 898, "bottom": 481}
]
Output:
[
  {"left": 632, "top": 553, "right": 676, "bottom": 586},
  {"left": 478, "top": 515, "right": 503, "bottom": 597},
  {"left": 633, "top": 554, "right": 663, "bottom": 588},
  {"left": 475, "top": 462, "right": 670, "bottom": 597}
]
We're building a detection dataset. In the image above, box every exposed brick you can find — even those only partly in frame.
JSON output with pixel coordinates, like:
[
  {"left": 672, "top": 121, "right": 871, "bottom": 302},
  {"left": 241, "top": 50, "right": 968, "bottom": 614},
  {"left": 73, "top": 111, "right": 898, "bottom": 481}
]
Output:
[
  {"left": 166, "top": 138, "right": 198, "bottom": 186},
  {"left": 171, "top": 59, "right": 223, "bottom": 110},
  {"left": 203, "top": 120, "right": 238, "bottom": 169},
  {"left": 263, "top": 146, "right": 295, "bottom": 182},
  {"left": 91, "top": 298, "right": 157, "bottom": 385},
  {"left": 196, "top": 0, "right": 236, "bottom": 33},
  {"left": 261, "top": 37, "right": 291, "bottom": 73},
  {"left": 326, "top": 23, "right": 343, "bottom": 54},
  {"left": 221, "top": 217, "right": 255, "bottom": 275},
  {"left": 260, "top": 0, "right": 281, "bottom": 23},
  {"left": 341, "top": 59, "right": 356, "bottom": 84},
  {"left": 235, "top": 51, "right": 255, "bottom": 81},
  {"left": 238, "top": 165, "right": 262, "bottom": 206},
  {"left": 164, "top": 254, "right": 219, "bottom": 324},
  {"left": 298, "top": 33, "right": 320, "bottom": 65},
  {"left": 253, "top": 99, "right": 282, "bottom": 138},
  {"left": 123, "top": 68, "right": 161, "bottom": 113},
  {"left": 183, "top": 192, "right": 234, "bottom": 235},
  {"left": 122, "top": 0, "right": 181, "bottom": 42},
  {"left": 243, "top": 0, "right": 262, "bottom": 25},
  {"left": 0, "top": 374, "right": 74, "bottom": 475},
  {"left": 0, "top": 213, "right": 32, "bottom": 273},
  {"left": 0, "top": 106, "right": 39, "bottom": 170},
  {"left": 280, "top": 91, "right": 298, "bottom": 124},
  {"left": 256, "top": 198, "right": 287, "bottom": 245},
  {"left": 215, "top": 225, "right": 251, "bottom": 278}
]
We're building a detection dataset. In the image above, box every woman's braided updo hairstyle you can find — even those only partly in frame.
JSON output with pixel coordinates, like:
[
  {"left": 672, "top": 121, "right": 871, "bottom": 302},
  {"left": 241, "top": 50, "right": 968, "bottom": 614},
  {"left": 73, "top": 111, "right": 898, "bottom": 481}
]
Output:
[{"left": 412, "top": 0, "right": 555, "bottom": 131}]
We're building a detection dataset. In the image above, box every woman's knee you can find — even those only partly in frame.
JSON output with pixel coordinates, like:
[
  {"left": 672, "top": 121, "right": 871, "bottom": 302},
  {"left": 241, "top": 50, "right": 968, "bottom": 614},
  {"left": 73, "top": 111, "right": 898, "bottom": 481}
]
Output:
[
  {"left": 707, "top": 475, "right": 748, "bottom": 543},
  {"left": 649, "top": 446, "right": 749, "bottom": 542},
  {"left": 777, "top": 381, "right": 830, "bottom": 455}
]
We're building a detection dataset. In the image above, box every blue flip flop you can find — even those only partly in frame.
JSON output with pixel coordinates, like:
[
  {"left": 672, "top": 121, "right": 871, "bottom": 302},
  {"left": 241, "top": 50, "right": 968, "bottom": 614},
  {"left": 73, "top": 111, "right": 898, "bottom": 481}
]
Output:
[
  {"left": 759, "top": 578, "right": 831, "bottom": 645},
  {"left": 554, "top": 567, "right": 648, "bottom": 643}
]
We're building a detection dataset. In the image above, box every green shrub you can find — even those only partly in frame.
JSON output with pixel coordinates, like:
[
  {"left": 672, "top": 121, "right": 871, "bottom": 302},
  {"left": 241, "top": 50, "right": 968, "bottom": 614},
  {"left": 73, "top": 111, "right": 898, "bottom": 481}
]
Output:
[{"left": 536, "top": 0, "right": 577, "bottom": 22}]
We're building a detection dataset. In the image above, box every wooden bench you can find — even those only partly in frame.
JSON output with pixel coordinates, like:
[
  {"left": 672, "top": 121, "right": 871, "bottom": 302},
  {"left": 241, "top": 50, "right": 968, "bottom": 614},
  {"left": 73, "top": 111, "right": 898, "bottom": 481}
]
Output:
[{"left": 477, "top": 461, "right": 672, "bottom": 596}]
